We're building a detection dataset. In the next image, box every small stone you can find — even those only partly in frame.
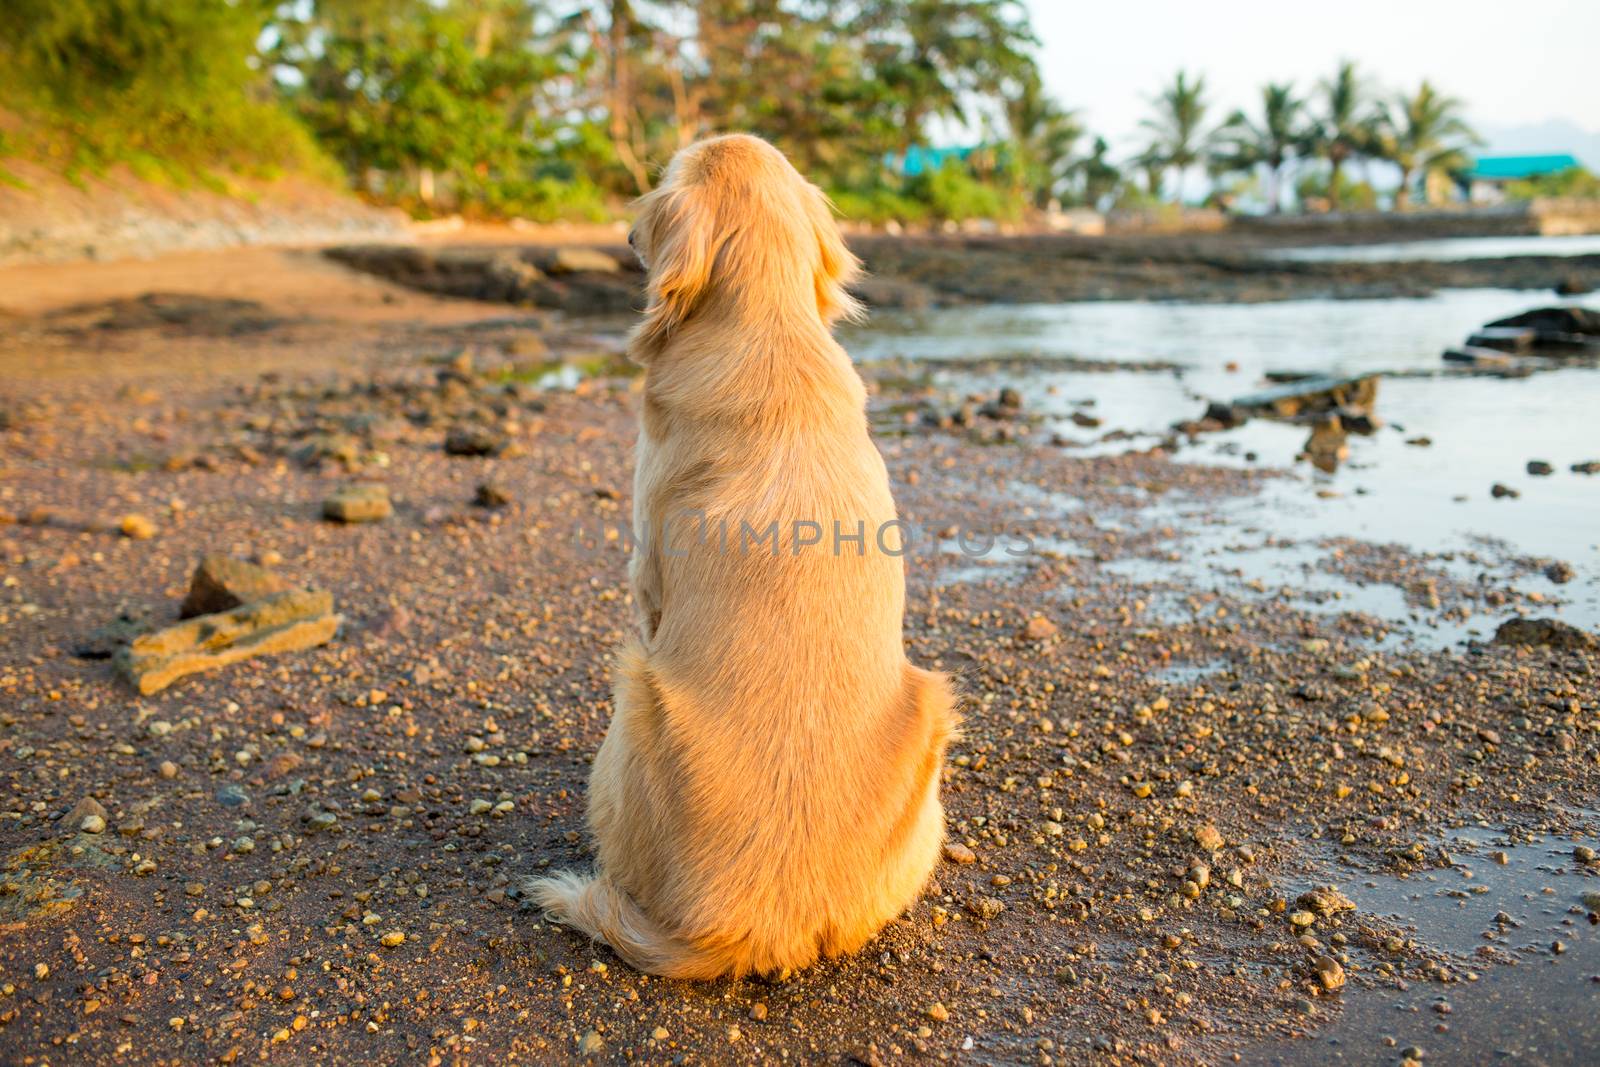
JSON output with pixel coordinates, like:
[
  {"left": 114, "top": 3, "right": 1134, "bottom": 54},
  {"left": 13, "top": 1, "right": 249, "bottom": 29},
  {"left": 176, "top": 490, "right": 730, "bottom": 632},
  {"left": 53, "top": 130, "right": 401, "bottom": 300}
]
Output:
[
  {"left": 64, "top": 797, "right": 108, "bottom": 831},
  {"left": 1526, "top": 460, "right": 1554, "bottom": 476},
  {"left": 1575, "top": 845, "right": 1596, "bottom": 864},
  {"left": 1297, "top": 885, "right": 1356, "bottom": 916},
  {"left": 158, "top": 761, "right": 178, "bottom": 779},
  {"left": 1315, "top": 955, "right": 1345, "bottom": 991},
  {"left": 215, "top": 784, "right": 250, "bottom": 809},
  {"left": 119, "top": 514, "right": 157, "bottom": 540},
  {"left": 379, "top": 931, "right": 405, "bottom": 947},
  {"left": 579, "top": 1030, "right": 605, "bottom": 1055},
  {"left": 927, "top": 1002, "right": 950, "bottom": 1022},
  {"left": 965, "top": 896, "right": 1006, "bottom": 920},
  {"left": 469, "top": 799, "right": 493, "bottom": 815},
  {"left": 322, "top": 484, "right": 391, "bottom": 523},
  {"left": 1288, "top": 910, "right": 1316, "bottom": 928},
  {"left": 302, "top": 808, "right": 338, "bottom": 834},
  {"left": 1545, "top": 561, "right": 1576, "bottom": 584},
  {"left": 942, "top": 842, "right": 977, "bottom": 865},
  {"left": 80, "top": 814, "right": 107, "bottom": 835},
  {"left": 1194, "top": 824, "right": 1225, "bottom": 852},
  {"left": 1020, "top": 616, "right": 1058, "bottom": 641},
  {"left": 444, "top": 425, "right": 507, "bottom": 457},
  {"left": 1490, "top": 483, "right": 1519, "bottom": 499},
  {"left": 473, "top": 482, "right": 511, "bottom": 509}
]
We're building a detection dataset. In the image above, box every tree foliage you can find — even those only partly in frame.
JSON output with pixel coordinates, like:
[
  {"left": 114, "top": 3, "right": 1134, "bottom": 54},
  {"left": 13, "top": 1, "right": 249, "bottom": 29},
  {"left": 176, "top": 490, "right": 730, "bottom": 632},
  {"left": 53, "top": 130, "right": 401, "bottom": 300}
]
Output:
[
  {"left": 1374, "top": 80, "right": 1479, "bottom": 208},
  {"left": 1214, "top": 83, "right": 1309, "bottom": 213},
  {"left": 1136, "top": 70, "right": 1217, "bottom": 203},
  {"left": 0, "top": 0, "right": 329, "bottom": 177}
]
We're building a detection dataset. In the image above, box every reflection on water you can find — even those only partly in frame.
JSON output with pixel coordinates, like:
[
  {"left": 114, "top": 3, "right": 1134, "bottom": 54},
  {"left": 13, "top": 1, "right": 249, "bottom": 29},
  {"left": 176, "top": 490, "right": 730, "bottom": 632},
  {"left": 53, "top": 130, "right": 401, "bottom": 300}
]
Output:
[
  {"left": 1246, "top": 821, "right": 1600, "bottom": 1066},
  {"left": 848, "top": 289, "right": 1600, "bottom": 636},
  {"left": 1266, "top": 233, "right": 1600, "bottom": 263}
]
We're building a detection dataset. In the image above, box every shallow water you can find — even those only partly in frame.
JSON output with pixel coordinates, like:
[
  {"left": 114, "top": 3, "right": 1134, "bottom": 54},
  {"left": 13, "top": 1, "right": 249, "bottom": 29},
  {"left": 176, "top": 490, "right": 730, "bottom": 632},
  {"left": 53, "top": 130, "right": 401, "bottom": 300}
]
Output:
[
  {"left": 1266, "top": 233, "right": 1600, "bottom": 263},
  {"left": 846, "top": 289, "right": 1600, "bottom": 640},
  {"left": 1245, "top": 821, "right": 1600, "bottom": 1066}
]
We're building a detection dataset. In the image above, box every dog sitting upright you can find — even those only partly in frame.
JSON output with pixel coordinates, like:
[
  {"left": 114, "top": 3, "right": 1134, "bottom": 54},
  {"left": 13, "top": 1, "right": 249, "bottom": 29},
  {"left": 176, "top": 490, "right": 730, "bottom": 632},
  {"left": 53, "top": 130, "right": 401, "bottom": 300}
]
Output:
[{"left": 529, "top": 134, "right": 958, "bottom": 979}]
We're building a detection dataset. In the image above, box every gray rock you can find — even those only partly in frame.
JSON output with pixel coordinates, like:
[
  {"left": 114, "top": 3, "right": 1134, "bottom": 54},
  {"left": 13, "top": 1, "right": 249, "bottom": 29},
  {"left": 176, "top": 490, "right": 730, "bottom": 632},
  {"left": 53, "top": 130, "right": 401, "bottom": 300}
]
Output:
[{"left": 181, "top": 555, "right": 288, "bottom": 618}]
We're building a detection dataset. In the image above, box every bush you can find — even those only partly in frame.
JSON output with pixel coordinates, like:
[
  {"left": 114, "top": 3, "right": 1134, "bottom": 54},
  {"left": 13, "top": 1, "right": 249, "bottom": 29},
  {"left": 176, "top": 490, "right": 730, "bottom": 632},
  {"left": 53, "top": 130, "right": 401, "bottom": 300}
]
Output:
[
  {"left": 904, "top": 161, "right": 1023, "bottom": 222},
  {"left": 0, "top": 0, "right": 335, "bottom": 181},
  {"left": 1296, "top": 170, "right": 1379, "bottom": 212},
  {"left": 1506, "top": 167, "right": 1600, "bottom": 201},
  {"left": 828, "top": 186, "right": 931, "bottom": 226}
]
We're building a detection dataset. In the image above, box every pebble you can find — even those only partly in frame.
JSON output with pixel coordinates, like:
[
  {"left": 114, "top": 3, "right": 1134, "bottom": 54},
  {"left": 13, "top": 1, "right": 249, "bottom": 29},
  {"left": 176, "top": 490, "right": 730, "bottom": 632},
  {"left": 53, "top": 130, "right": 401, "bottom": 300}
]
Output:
[
  {"left": 1194, "top": 824, "right": 1225, "bottom": 852},
  {"left": 322, "top": 484, "right": 392, "bottom": 523},
  {"left": 1020, "top": 616, "right": 1057, "bottom": 641},
  {"left": 379, "top": 931, "right": 406, "bottom": 947},
  {"left": 966, "top": 896, "right": 1005, "bottom": 920},
  {"left": 118, "top": 514, "right": 157, "bottom": 539},
  {"left": 473, "top": 482, "right": 512, "bottom": 508},
  {"left": 80, "top": 814, "right": 106, "bottom": 835},
  {"left": 942, "top": 842, "right": 977, "bottom": 865},
  {"left": 1315, "top": 955, "right": 1345, "bottom": 991}
]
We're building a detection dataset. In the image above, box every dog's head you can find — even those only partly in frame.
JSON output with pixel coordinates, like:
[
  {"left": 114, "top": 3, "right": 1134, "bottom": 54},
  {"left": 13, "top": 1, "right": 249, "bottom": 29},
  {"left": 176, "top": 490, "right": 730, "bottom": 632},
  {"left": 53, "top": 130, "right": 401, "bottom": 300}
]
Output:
[{"left": 628, "top": 134, "right": 861, "bottom": 359}]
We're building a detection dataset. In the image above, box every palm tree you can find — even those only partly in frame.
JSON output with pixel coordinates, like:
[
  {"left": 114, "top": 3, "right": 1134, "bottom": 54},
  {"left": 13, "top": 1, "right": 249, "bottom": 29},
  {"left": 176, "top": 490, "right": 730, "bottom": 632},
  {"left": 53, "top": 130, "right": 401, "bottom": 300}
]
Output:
[
  {"left": 1137, "top": 69, "right": 1214, "bottom": 203},
  {"left": 1375, "top": 80, "right": 1480, "bottom": 209},
  {"left": 1077, "top": 136, "right": 1121, "bottom": 208},
  {"left": 1004, "top": 72, "right": 1084, "bottom": 209},
  {"left": 1215, "top": 82, "right": 1308, "bottom": 214},
  {"left": 1308, "top": 60, "right": 1380, "bottom": 212}
]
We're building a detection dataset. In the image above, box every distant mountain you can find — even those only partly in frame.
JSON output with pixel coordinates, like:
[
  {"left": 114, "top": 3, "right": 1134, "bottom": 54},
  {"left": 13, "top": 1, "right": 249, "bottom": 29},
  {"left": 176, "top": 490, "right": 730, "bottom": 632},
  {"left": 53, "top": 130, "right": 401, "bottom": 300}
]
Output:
[{"left": 1474, "top": 118, "right": 1600, "bottom": 171}]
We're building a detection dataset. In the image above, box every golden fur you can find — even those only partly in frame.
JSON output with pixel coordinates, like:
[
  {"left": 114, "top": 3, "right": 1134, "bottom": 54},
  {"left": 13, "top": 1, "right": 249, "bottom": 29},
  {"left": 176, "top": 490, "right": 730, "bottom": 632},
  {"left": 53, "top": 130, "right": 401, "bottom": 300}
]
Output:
[{"left": 527, "top": 134, "right": 958, "bottom": 979}]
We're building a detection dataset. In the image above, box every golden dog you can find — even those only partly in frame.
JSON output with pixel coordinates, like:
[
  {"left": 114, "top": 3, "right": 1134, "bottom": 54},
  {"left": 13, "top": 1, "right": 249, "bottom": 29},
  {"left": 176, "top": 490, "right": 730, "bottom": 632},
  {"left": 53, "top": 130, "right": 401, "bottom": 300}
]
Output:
[{"left": 529, "top": 134, "right": 957, "bottom": 979}]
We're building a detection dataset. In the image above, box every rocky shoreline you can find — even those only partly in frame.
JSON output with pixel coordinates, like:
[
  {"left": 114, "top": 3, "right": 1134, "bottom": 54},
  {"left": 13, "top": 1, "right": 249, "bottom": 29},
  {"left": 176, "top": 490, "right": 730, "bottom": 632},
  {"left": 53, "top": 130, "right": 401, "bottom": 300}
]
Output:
[
  {"left": 0, "top": 249, "right": 1595, "bottom": 1065},
  {"left": 320, "top": 232, "right": 1600, "bottom": 316}
]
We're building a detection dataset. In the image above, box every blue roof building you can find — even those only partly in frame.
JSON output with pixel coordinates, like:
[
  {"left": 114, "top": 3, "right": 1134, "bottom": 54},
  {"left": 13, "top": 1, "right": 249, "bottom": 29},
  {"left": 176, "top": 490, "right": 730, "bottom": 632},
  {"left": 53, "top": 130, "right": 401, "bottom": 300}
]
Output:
[
  {"left": 1464, "top": 154, "right": 1580, "bottom": 182},
  {"left": 1462, "top": 154, "right": 1581, "bottom": 203},
  {"left": 883, "top": 145, "right": 976, "bottom": 177}
]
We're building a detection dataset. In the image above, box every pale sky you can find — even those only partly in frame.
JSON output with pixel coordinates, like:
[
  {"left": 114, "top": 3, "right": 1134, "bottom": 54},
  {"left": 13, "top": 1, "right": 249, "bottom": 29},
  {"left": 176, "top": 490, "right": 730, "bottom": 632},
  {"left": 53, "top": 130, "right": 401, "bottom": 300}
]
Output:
[{"left": 1026, "top": 0, "right": 1600, "bottom": 163}]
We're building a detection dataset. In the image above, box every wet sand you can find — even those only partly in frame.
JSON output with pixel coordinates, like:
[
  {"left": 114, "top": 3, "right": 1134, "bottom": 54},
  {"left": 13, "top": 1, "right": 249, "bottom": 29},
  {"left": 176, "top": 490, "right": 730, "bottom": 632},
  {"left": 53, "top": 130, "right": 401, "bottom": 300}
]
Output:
[{"left": 0, "top": 245, "right": 1596, "bottom": 1065}]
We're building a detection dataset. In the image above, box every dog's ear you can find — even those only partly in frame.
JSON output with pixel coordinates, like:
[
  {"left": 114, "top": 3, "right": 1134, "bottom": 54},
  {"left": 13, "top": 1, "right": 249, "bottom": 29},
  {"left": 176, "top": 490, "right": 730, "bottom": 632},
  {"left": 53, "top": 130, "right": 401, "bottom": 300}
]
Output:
[
  {"left": 807, "top": 186, "right": 863, "bottom": 325},
  {"left": 630, "top": 182, "right": 725, "bottom": 360}
]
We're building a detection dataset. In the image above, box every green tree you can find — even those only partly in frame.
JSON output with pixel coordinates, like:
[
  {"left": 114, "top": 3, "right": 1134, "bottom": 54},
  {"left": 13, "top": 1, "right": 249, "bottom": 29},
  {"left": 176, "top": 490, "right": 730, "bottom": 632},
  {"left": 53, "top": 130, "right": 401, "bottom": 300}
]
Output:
[
  {"left": 1077, "top": 136, "right": 1121, "bottom": 208},
  {"left": 1137, "top": 70, "right": 1215, "bottom": 203},
  {"left": 1375, "top": 80, "right": 1479, "bottom": 209},
  {"left": 1214, "top": 82, "right": 1308, "bottom": 213},
  {"left": 1308, "top": 60, "right": 1380, "bottom": 212},
  {"left": 272, "top": 0, "right": 591, "bottom": 214},
  {"left": 1003, "top": 72, "right": 1083, "bottom": 208}
]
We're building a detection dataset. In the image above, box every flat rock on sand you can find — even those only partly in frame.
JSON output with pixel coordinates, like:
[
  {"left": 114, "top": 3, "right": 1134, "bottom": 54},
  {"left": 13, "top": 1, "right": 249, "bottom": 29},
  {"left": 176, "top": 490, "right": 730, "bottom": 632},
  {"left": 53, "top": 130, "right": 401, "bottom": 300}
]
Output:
[{"left": 118, "top": 589, "right": 339, "bottom": 694}]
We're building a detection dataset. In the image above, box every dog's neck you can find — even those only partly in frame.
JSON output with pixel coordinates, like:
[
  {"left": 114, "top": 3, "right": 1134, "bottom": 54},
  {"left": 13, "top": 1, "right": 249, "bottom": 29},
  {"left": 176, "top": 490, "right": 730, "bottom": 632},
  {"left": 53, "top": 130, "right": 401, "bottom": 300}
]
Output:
[{"left": 635, "top": 292, "right": 866, "bottom": 432}]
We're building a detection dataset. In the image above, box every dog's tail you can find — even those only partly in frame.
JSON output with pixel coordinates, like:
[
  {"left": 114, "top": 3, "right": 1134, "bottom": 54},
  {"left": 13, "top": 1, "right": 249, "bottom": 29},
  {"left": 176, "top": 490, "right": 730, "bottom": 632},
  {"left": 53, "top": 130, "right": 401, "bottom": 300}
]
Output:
[{"left": 526, "top": 869, "right": 730, "bottom": 979}]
